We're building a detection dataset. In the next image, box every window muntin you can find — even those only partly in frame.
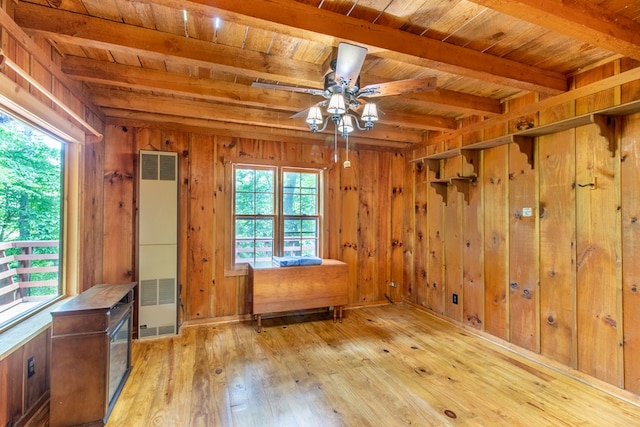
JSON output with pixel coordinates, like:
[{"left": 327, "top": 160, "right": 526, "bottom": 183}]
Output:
[
  {"left": 233, "top": 165, "right": 321, "bottom": 265},
  {"left": 0, "top": 111, "right": 63, "bottom": 329}
]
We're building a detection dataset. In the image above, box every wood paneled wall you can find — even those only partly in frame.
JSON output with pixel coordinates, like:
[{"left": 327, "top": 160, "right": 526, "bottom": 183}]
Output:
[
  {"left": 101, "top": 127, "right": 405, "bottom": 323},
  {"left": 405, "top": 63, "right": 640, "bottom": 395}
]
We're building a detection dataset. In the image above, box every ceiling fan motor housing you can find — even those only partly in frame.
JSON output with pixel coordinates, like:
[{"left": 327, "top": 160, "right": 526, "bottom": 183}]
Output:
[{"left": 324, "top": 71, "right": 361, "bottom": 106}]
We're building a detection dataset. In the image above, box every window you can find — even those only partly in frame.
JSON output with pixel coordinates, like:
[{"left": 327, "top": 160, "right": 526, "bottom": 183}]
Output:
[
  {"left": 0, "top": 111, "right": 63, "bottom": 329},
  {"left": 233, "top": 164, "right": 321, "bottom": 265}
]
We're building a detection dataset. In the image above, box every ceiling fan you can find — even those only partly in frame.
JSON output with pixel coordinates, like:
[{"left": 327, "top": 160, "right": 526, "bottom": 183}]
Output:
[{"left": 252, "top": 42, "right": 437, "bottom": 136}]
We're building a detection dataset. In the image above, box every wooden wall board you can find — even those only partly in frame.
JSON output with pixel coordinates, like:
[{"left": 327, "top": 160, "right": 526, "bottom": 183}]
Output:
[
  {"left": 377, "top": 152, "right": 392, "bottom": 302},
  {"left": 460, "top": 118, "right": 484, "bottom": 329},
  {"left": 389, "top": 152, "right": 405, "bottom": 303},
  {"left": 443, "top": 182, "right": 463, "bottom": 321},
  {"left": 102, "top": 124, "right": 135, "bottom": 283},
  {"left": 357, "top": 149, "right": 380, "bottom": 303},
  {"left": 574, "top": 67, "right": 621, "bottom": 385},
  {"left": 462, "top": 152, "right": 484, "bottom": 329},
  {"left": 538, "top": 129, "right": 577, "bottom": 367},
  {"left": 483, "top": 144, "right": 509, "bottom": 340},
  {"left": 80, "top": 134, "right": 105, "bottom": 288},
  {"left": 507, "top": 138, "right": 538, "bottom": 351},
  {"left": 575, "top": 123, "right": 621, "bottom": 386},
  {"left": 187, "top": 134, "right": 215, "bottom": 319},
  {"left": 340, "top": 149, "right": 360, "bottom": 305},
  {"left": 425, "top": 161, "right": 443, "bottom": 313},
  {"left": 621, "top": 112, "right": 640, "bottom": 394},
  {"left": 441, "top": 150, "right": 464, "bottom": 320},
  {"left": 0, "top": 347, "right": 23, "bottom": 426},
  {"left": 410, "top": 160, "right": 428, "bottom": 306},
  {"left": 402, "top": 161, "right": 417, "bottom": 302}
]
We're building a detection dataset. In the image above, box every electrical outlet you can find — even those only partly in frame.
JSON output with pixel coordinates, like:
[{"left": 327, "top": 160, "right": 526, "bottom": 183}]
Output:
[
  {"left": 452, "top": 293, "right": 458, "bottom": 305},
  {"left": 27, "top": 356, "right": 35, "bottom": 378}
]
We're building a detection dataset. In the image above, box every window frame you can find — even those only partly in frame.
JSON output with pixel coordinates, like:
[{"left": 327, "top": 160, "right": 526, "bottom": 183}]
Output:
[{"left": 226, "top": 160, "right": 326, "bottom": 274}]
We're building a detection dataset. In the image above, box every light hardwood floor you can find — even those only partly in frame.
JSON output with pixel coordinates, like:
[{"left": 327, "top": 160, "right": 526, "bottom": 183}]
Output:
[{"left": 102, "top": 304, "right": 640, "bottom": 426}]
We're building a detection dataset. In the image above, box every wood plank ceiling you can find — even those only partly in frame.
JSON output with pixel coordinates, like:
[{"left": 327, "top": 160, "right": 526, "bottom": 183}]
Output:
[{"left": 12, "top": 0, "right": 640, "bottom": 149}]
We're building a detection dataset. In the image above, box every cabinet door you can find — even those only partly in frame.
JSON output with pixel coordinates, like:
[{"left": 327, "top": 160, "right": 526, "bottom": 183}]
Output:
[{"left": 50, "top": 334, "right": 108, "bottom": 427}]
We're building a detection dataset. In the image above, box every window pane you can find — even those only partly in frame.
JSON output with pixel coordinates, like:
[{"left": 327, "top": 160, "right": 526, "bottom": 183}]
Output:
[
  {"left": 300, "top": 195, "right": 317, "bottom": 215},
  {"left": 235, "top": 169, "right": 255, "bottom": 192},
  {"left": 255, "top": 218, "right": 274, "bottom": 238},
  {"left": 283, "top": 217, "right": 318, "bottom": 257},
  {"left": 235, "top": 193, "right": 254, "bottom": 215},
  {"left": 235, "top": 167, "right": 274, "bottom": 216},
  {"left": 234, "top": 216, "right": 274, "bottom": 264},
  {"left": 0, "top": 111, "right": 62, "bottom": 328},
  {"left": 301, "top": 219, "right": 318, "bottom": 234},
  {"left": 235, "top": 219, "right": 255, "bottom": 238},
  {"left": 255, "top": 194, "right": 274, "bottom": 215},
  {"left": 283, "top": 171, "right": 318, "bottom": 216},
  {"left": 255, "top": 170, "right": 274, "bottom": 192}
]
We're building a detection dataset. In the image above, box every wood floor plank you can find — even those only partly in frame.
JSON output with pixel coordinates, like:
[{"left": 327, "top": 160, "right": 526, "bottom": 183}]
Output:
[{"left": 102, "top": 305, "right": 640, "bottom": 426}]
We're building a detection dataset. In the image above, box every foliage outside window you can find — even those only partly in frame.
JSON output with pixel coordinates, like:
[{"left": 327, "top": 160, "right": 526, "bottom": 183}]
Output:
[
  {"left": 233, "top": 165, "right": 321, "bottom": 265},
  {"left": 0, "top": 111, "right": 63, "bottom": 329}
]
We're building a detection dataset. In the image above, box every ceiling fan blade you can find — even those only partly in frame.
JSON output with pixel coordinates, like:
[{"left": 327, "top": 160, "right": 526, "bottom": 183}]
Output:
[
  {"left": 289, "top": 101, "right": 328, "bottom": 119},
  {"left": 358, "top": 77, "right": 437, "bottom": 98},
  {"left": 252, "top": 82, "right": 324, "bottom": 96},
  {"left": 334, "top": 43, "right": 367, "bottom": 88}
]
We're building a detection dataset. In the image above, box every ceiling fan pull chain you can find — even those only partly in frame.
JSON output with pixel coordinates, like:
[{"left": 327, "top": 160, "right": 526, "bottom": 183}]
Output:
[
  {"left": 344, "top": 132, "right": 351, "bottom": 169},
  {"left": 334, "top": 123, "right": 338, "bottom": 163}
]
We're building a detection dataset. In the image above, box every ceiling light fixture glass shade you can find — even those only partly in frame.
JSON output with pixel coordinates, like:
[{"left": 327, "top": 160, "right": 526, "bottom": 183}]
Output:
[
  {"left": 361, "top": 103, "right": 378, "bottom": 123},
  {"left": 327, "top": 93, "right": 346, "bottom": 115},
  {"left": 305, "top": 106, "right": 323, "bottom": 125},
  {"left": 338, "top": 114, "right": 354, "bottom": 135}
]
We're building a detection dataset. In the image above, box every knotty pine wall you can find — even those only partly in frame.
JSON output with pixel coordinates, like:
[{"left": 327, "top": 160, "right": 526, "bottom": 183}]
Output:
[
  {"left": 404, "top": 61, "right": 640, "bottom": 396},
  {"left": 101, "top": 126, "right": 405, "bottom": 323}
]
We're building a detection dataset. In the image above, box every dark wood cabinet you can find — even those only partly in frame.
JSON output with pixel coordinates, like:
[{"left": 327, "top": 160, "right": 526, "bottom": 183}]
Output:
[{"left": 49, "top": 283, "right": 136, "bottom": 427}]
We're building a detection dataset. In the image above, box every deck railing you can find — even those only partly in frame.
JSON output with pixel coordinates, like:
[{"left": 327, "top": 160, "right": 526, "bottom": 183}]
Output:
[{"left": 0, "top": 240, "right": 59, "bottom": 313}]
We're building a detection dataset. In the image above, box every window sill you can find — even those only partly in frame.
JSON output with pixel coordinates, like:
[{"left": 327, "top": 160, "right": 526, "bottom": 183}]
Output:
[{"left": 0, "top": 297, "right": 69, "bottom": 361}]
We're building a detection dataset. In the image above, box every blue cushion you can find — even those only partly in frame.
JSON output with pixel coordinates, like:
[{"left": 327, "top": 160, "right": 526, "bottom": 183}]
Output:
[{"left": 272, "top": 256, "right": 322, "bottom": 267}]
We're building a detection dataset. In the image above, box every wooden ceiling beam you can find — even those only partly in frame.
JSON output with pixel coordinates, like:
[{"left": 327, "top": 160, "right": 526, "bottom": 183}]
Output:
[
  {"left": 13, "top": 3, "right": 324, "bottom": 87},
  {"left": 168, "top": 0, "right": 567, "bottom": 94},
  {"left": 103, "top": 112, "right": 412, "bottom": 150},
  {"left": 470, "top": 0, "right": 640, "bottom": 61},
  {"left": 61, "top": 57, "right": 319, "bottom": 112},
  {"left": 89, "top": 88, "right": 427, "bottom": 144}
]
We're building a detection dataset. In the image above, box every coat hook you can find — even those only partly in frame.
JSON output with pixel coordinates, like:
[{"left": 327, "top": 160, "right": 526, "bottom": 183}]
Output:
[{"left": 577, "top": 176, "right": 598, "bottom": 190}]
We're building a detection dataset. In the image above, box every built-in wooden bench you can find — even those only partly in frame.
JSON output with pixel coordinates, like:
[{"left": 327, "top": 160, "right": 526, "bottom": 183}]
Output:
[{"left": 248, "top": 259, "right": 348, "bottom": 332}]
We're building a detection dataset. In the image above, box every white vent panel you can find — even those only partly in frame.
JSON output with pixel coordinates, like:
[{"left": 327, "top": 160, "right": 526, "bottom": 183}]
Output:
[
  {"left": 138, "top": 150, "right": 178, "bottom": 339},
  {"left": 140, "top": 280, "right": 158, "bottom": 306}
]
